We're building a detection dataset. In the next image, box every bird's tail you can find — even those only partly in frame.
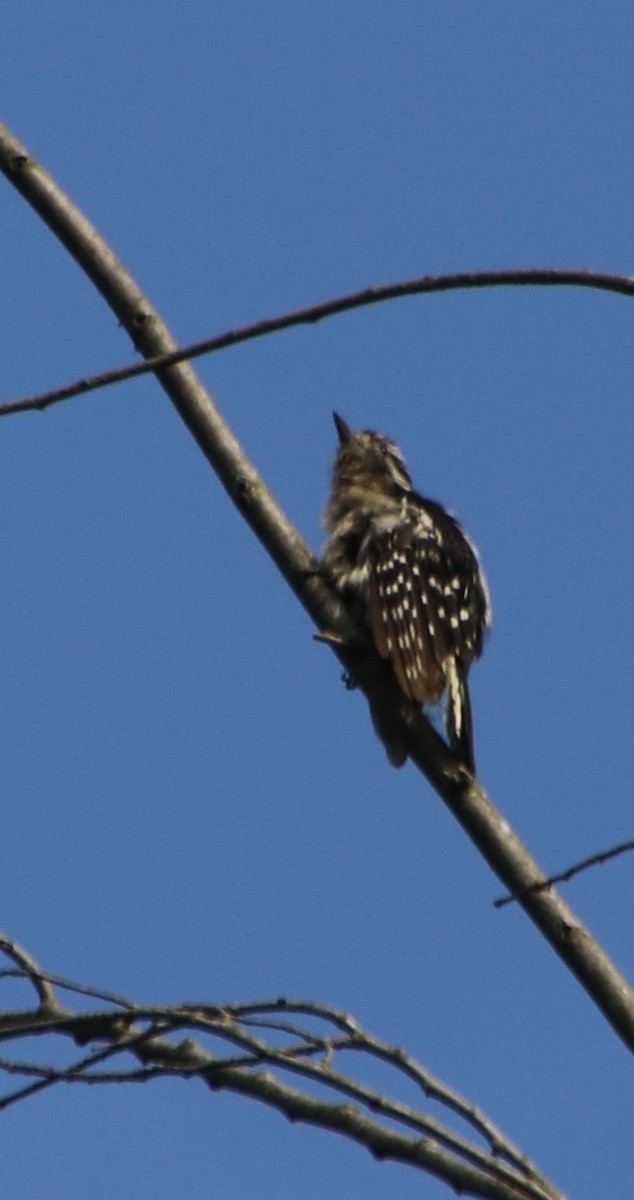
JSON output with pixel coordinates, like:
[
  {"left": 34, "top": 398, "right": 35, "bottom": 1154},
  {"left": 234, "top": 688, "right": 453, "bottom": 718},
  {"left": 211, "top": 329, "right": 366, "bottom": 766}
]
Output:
[{"left": 445, "top": 661, "right": 476, "bottom": 774}]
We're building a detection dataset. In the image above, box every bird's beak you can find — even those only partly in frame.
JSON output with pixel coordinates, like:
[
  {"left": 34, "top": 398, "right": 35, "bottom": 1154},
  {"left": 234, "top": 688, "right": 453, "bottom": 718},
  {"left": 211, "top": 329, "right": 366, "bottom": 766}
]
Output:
[{"left": 332, "top": 411, "right": 353, "bottom": 444}]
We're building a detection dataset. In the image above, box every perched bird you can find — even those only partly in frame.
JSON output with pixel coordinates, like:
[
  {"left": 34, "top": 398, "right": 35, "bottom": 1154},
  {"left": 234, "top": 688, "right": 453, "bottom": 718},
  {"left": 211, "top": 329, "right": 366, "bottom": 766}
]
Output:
[{"left": 322, "top": 412, "right": 490, "bottom": 771}]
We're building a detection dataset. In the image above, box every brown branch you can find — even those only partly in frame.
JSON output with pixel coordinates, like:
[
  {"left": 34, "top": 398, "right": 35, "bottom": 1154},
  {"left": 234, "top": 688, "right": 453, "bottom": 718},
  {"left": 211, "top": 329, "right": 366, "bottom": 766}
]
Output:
[
  {"left": 493, "top": 839, "right": 634, "bottom": 909},
  {"left": 219, "top": 997, "right": 534, "bottom": 1171},
  {"left": 0, "top": 940, "right": 564, "bottom": 1200},
  {"left": 1, "top": 119, "right": 634, "bottom": 1058},
  {"left": 1, "top": 266, "right": 633, "bottom": 418},
  {"left": 0, "top": 1035, "right": 142, "bottom": 1110}
]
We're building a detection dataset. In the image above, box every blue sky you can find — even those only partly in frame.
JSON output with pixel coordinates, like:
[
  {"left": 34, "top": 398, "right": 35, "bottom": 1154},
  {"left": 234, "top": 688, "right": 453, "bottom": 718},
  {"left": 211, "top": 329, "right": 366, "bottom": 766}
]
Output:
[{"left": 2, "top": 5, "right": 634, "bottom": 1198}]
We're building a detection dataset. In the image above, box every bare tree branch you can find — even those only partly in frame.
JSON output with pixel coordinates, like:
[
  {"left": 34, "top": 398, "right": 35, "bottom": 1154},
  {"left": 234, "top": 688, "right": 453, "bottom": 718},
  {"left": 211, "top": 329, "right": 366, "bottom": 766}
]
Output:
[
  {"left": 493, "top": 839, "right": 634, "bottom": 909},
  {"left": 1, "top": 267, "right": 634, "bottom": 418},
  {"left": 0, "top": 120, "right": 633, "bottom": 1058},
  {"left": 0, "top": 940, "right": 565, "bottom": 1200}
]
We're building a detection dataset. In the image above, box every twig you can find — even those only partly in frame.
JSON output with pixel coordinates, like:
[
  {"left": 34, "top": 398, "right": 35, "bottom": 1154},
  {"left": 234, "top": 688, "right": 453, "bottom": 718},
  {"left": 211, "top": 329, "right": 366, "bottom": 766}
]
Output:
[
  {"left": 0, "top": 967, "right": 138, "bottom": 1010},
  {"left": 494, "top": 839, "right": 634, "bottom": 908},
  {"left": 1, "top": 268, "right": 634, "bottom": 419}
]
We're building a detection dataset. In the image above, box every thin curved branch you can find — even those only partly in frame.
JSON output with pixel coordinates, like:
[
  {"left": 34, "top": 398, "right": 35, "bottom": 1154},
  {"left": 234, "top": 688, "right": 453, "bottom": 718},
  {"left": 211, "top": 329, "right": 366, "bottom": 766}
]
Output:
[
  {"left": 0, "top": 967, "right": 137, "bottom": 1010},
  {"left": 0, "top": 120, "right": 633, "bottom": 1056},
  {"left": 0, "top": 945, "right": 564, "bottom": 1200},
  {"left": 0, "top": 933, "right": 61, "bottom": 1015},
  {"left": 1, "top": 266, "right": 633, "bottom": 418}
]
